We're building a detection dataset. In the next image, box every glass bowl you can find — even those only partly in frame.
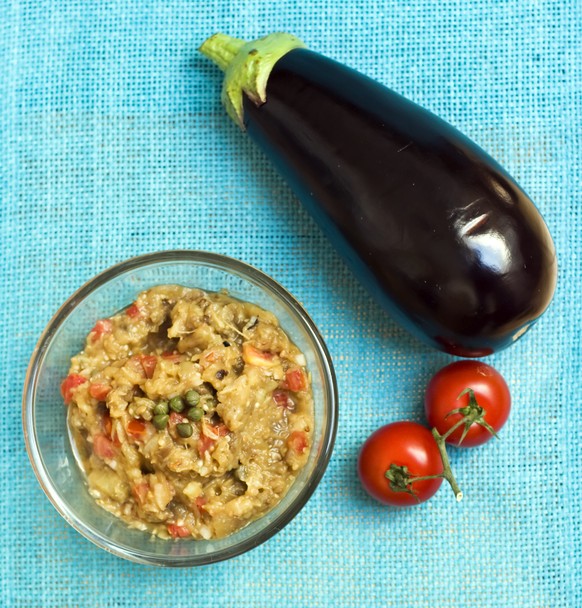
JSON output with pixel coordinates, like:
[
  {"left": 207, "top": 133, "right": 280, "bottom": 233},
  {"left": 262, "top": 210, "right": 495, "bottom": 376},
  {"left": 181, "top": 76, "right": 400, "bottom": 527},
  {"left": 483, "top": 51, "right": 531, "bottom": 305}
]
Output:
[{"left": 23, "top": 251, "right": 338, "bottom": 566}]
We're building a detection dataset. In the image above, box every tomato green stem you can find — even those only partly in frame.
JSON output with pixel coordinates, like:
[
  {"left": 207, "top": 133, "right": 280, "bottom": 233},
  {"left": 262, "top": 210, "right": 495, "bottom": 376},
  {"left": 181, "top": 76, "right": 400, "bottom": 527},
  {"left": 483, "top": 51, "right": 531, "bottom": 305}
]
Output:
[
  {"left": 385, "top": 385, "right": 504, "bottom": 503},
  {"left": 430, "top": 428, "right": 463, "bottom": 501},
  {"left": 417, "top": 386, "right": 500, "bottom": 501},
  {"left": 441, "top": 414, "right": 471, "bottom": 443},
  {"left": 400, "top": 430, "right": 462, "bottom": 501},
  {"left": 443, "top": 388, "right": 500, "bottom": 445},
  {"left": 385, "top": 427, "right": 463, "bottom": 502}
]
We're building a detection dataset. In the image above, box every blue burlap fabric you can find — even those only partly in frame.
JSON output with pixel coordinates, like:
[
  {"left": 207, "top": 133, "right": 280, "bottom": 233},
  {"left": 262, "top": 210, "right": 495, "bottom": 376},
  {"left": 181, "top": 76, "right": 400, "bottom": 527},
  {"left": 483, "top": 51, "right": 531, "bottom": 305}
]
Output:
[{"left": 1, "top": 1, "right": 580, "bottom": 606}]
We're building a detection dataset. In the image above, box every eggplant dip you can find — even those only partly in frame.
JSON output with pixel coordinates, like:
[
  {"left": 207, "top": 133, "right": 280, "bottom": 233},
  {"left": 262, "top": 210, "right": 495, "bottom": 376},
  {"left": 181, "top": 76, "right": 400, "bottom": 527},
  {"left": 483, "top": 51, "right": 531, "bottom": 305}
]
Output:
[{"left": 62, "top": 285, "right": 313, "bottom": 540}]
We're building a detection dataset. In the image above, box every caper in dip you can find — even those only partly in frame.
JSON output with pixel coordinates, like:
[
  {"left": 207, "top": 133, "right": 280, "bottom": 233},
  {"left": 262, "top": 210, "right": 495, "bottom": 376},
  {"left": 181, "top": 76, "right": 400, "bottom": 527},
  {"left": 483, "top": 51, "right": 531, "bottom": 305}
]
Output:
[{"left": 62, "top": 285, "right": 313, "bottom": 540}]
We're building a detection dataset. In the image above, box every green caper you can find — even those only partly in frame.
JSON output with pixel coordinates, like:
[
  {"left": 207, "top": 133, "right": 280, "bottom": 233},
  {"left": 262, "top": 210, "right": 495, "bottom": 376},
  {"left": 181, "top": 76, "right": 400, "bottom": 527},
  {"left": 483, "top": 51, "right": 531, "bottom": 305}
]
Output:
[
  {"left": 176, "top": 422, "right": 193, "bottom": 438},
  {"left": 154, "top": 400, "right": 169, "bottom": 416},
  {"left": 186, "top": 406, "right": 204, "bottom": 422},
  {"left": 184, "top": 390, "right": 200, "bottom": 406},
  {"left": 153, "top": 414, "right": 169, "bottom": 430},
  {"left": 169, "top": 396, "right": 185, "bottom": 412}
]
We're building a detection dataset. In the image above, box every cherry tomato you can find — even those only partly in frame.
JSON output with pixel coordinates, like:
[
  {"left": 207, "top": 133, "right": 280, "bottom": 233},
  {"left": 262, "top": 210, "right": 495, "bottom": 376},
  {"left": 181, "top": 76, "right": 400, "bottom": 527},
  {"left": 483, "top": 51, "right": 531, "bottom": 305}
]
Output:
[
  {"left": 357, "top": 421, "right": 443, "bottom": 506},
  {"left": 272, "top": 389, "right": 295, "bottom": 409},
  {"left": 89, "top": 382, "right": 111, "bottom": 401},
  {"left": 197, "top": 434, "right": 215, "bottom": 455},
  {"left": 283, "top": 368, "right": 307, "bottom": 392},
  {"left": 138, "top": 354, "right": 157, "bottom": 379},
  {"left": 89, "top": 319, "right": 112, "bottom": 342},
  {"left": 92, "top": 434, "right": 116, "bottom": 460},
  {"left": 126, "top": 303, "right": 141, "bottom": 318},
  {"left": 425, "top": 360, "right": 511, "bottom": 448},
  {"left": 60, "top": 373, "right": 87, "bottom": 405},
  {"left": 126, "top": 419, "right": 149, "bottom": 440},
  {"left": 287, "top": 430, "right": 308, "bottom": 454},
  {"left": 167, "top": 523, "right": 190, "bottom": 538},
  {"left": 161, "top": 351, "right": 183, "bottom": 363},
  {"left": 131, "top": 482, "right": 149, "bottom": 505}
]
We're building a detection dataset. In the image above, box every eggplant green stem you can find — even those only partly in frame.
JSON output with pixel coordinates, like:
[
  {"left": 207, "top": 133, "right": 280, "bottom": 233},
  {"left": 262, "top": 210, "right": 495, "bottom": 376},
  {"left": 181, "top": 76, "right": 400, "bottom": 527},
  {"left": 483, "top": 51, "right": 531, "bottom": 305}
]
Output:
[
  {"left": 199, "top": 32, "right": 306, "bottom": 128},
  {"left": 200, "top": 34, "right": 246, "bottom": 72}
]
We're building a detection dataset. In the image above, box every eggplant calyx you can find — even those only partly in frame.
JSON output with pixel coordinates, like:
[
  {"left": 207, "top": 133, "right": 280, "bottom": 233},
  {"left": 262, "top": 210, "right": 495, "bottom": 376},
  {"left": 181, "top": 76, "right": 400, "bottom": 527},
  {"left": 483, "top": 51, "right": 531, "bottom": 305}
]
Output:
[{"left": 199, "top": 32, "right": 306, "bottom": 128}]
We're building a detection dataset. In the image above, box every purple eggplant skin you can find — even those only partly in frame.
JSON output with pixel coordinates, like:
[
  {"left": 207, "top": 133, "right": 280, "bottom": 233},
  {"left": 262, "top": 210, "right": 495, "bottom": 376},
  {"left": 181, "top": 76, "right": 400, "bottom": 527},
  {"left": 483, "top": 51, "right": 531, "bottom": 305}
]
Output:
[{"left": 240, "top": 48, "right": 557, "bottom": 356}]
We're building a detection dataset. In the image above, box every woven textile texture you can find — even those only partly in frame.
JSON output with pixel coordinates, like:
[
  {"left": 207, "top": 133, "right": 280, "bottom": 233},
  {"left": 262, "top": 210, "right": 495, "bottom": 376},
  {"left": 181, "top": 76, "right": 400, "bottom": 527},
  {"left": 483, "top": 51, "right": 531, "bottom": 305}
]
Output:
[{"left": 1, "top": 1, "right": 580, "bottom": 606}]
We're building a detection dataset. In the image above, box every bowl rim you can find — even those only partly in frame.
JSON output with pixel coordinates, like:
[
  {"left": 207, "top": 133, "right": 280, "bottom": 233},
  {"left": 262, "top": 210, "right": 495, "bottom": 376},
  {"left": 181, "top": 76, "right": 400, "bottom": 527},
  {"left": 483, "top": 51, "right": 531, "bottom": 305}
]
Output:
[{"left": 22, "top": 250, "right": 338, "bottom": 566}]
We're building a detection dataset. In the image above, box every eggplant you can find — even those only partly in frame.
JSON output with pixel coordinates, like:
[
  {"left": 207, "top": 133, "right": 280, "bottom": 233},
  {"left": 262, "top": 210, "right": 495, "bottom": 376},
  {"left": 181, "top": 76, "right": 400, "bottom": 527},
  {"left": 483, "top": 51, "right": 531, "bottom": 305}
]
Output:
[{"left": 200, "top": 33, "right": 557, "bottom": 356}]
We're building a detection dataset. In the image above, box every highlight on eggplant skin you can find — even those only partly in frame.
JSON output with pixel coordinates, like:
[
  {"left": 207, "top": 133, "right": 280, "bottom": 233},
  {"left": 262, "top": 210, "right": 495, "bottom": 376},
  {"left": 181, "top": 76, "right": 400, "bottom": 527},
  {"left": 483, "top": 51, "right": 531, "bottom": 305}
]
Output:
[{"left": 199, "top": 33, "right": 557, "bottom": 357}]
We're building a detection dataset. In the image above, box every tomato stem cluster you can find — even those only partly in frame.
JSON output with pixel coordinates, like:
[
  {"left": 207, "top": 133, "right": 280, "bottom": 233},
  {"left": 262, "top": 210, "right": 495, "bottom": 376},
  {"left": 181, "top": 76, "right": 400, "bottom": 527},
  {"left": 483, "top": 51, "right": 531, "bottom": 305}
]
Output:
[
  {"left": 444, "top": 388, "right": 499, "bottom": 444},
  {"left": 385, "top": 428, "right": 463, "bottom": 503},
  {"left": 385, "top": 387, "right": 499, "bottom": 503},
  {"left": 430, "top": 427, "right": 463, "bottom": 501}
]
